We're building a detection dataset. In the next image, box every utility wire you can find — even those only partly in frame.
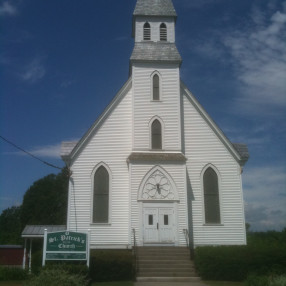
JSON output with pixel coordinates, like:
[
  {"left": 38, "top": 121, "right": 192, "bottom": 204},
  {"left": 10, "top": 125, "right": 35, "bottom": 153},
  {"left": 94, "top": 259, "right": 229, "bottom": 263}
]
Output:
[{"left": 0, "top": 135, "right": 62, "bottom": 170}]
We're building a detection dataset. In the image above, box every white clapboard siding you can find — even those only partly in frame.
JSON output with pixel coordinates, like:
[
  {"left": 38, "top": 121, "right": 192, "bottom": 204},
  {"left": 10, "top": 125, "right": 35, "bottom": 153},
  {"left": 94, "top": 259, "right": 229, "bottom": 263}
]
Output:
[
  {"left": 132, "top": 63, "right": 181, "bottom": 151},
  {"left": 135, "top": 16, "right": 175, "bottom": 43},
  {"left": 68, "top": 88, "right": 132, "bottom": 248},
  {"left": 183, "top": 89, "right": 246, "bottom": 246},
  {"left": 130, "top": 163, "right": 188, "bottom": 246}
]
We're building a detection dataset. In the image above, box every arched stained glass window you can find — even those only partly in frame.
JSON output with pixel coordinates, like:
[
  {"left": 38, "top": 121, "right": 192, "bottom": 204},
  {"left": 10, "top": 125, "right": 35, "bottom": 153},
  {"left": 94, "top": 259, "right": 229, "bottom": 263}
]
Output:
[
  {"left": 144, "top": 22, "right": 151, "bottom": 40},
  {"left": 153, "top": 74, "right": 160, "bottom": 100},
  {"left": 93, "top": 166, "right": 109, "bottom": 223},
  {"left": 160, "top": 23, "right": 167, "bottom": 41},
  {"left": 151, "top": 119, "right": 162, "bottom": 150},
  {"left": 203, "top": 167, "right": 221, "bottom": 224}
]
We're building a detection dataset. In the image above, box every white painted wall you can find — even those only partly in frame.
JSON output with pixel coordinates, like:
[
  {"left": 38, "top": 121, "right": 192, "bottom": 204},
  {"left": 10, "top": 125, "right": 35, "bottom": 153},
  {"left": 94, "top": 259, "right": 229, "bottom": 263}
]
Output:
[
  {"left": 135, "top": 16, "right": 175, "bottom": 43},
  {"left": 67, "top": 88, "right": 133, "bottom": 248},
  {"left": 182, "top": 87, "right": 247, "bottom": 246},
  {"left": 132, "top": 63, "right": 181, "bottom": 151}
]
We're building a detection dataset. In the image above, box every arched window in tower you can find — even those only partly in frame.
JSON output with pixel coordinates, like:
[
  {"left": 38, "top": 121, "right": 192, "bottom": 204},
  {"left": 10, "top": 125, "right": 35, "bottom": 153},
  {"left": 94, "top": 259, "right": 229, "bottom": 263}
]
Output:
[
  {"left": 160, "top": 23, "right": 167, "bottom": 41},
  {"left": 151, "top": 119, "right": 162, "bottom": 150},
  {"left": 153, "top": 74, "right": 160, "bottom": 100},
  {"left": 93, "top": 165, "right": 109, "bottom": 223},
  {"left": 144, "top": 22, "right": 151, "bottom": 40},
  {"left": 203, "top": 167, "right": 221, "bottom": 224}
]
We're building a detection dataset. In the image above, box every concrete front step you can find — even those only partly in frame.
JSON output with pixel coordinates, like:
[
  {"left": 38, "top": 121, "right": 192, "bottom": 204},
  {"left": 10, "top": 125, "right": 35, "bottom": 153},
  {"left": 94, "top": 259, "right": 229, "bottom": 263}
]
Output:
[
  {"left": 138, "top": 263, "right": 195, "bottom": 269},
  {"left": 136, "top": 246, "right": 198, "bottom": 280},
  {"left": 136, "top": 277, "right": 202, "bottom": 282},
  {"left": 138, "top": 271, "right": 197, "bottom": 277}
]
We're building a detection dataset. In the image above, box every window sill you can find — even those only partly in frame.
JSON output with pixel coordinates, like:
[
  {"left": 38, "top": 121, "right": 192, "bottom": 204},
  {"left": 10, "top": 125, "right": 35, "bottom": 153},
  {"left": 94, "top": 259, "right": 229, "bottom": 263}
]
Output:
[
  {"left": 90, "top": 223, "right": 111, "bottom": 226},
  {"left": 203, "top": 223, "right": 224, "bottom": 226}
]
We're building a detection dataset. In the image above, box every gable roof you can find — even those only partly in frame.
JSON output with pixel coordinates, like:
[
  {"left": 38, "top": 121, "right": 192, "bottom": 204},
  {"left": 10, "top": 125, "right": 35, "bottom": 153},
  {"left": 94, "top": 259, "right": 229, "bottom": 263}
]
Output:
[
  {"left": 61, "top": 77, "right": 132, "bottom": 165},
  {"left": 130, "top": 42, "right": 182, "bottom": 65},
  {"left": 181, "top": 81, "right": 249, "bottom": 166},
  {"left": 22, "top": 225, "right": 66, "bottom": 238},
  {"left": 133, "top": 0, "right": 177, "bottom": 17},
  {"left": 61, "top": 77, "right": 248, "bottom": 167}
]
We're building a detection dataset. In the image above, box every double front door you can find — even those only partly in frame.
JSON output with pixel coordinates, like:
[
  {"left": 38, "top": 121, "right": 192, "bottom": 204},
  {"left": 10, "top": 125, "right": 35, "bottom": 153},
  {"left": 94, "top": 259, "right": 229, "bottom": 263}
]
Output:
[{"left": 143, "top": 206, "right": 175, "bottom": 244}]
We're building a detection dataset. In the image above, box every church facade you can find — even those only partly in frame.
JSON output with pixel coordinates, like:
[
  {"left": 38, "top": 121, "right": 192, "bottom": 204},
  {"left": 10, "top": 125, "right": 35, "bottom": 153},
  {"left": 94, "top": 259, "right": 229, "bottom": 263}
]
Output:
[{"left": 61, "top": 0, "right": 249, "bottom": 249}]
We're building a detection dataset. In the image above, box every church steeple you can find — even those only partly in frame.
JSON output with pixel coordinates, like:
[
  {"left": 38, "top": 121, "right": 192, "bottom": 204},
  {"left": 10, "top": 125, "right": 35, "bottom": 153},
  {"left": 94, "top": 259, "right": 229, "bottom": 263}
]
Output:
[{"left": 130, "top": 0, "right": 181, "bottom": 67}]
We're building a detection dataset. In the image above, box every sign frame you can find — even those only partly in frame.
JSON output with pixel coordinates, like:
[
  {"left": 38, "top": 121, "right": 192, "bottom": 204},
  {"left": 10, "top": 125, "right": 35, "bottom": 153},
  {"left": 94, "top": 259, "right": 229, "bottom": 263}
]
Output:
[{"left": 42, "top": 229, "right": 90, "bottom": 267}]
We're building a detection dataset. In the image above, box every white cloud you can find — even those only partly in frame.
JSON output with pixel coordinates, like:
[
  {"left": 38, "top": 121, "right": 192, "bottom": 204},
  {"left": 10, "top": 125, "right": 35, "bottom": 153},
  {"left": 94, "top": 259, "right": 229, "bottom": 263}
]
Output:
[
  {"left": 243, "top": 165, "right": 286, "bottom": 231},
  {"left": 21, "top": 57, "right": 46, "bottom": 83},
  {"left": 4, "top": 143, "right": 62, "bottom": 159},
  {"left": 223, "top": 4, "right": 286, "bottom": 113},
  {"left": 0, "top": 1, "right": 17, "bottom": 16},
  {"left": 29, "top": 143, "right": 62, "bottom": 158}
]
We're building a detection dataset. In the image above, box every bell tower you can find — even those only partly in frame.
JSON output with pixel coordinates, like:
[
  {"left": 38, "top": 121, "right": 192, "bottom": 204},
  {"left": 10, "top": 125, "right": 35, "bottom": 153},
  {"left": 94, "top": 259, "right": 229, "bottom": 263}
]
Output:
[{"left": 130, "top": 0, "right": 183, "bottom": 153}]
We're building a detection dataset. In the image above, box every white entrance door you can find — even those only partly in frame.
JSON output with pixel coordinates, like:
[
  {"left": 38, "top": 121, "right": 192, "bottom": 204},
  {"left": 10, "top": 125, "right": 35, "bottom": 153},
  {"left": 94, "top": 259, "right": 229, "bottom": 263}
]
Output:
[{"left": 143, "top": 207, "right": 175, "bottom": 244}]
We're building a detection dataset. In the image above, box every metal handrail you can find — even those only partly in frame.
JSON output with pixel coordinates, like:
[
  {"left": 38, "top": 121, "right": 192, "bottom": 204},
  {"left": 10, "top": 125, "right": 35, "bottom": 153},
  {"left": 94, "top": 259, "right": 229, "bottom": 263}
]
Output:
[
  {"left": 183, "top": 228, "right": 194, "bottom": 259},
  {"left": 132, "top": 228, "right": 139, "bottom": 278},
  {"left": 183, "top": 228, "right": 190, "bottom": 247}
]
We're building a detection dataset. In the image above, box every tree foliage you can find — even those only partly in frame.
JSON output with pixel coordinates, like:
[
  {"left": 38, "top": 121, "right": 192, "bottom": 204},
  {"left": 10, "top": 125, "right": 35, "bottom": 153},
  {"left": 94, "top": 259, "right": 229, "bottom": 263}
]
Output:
[
  {"left": 0, "top": 168, "right": 69, "bottom": 244},
  {"left": 0, "top": 206, "right": 22, "bottom": 244},
  {"left": 21, "top": 168, "right": 69, "bottom": 226}
]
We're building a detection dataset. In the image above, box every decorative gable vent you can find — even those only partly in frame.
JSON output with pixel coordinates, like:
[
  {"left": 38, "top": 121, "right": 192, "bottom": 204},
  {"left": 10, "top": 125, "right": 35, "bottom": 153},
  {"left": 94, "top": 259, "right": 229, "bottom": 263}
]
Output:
[{"left": 138, "top": 166, "right": 179, "bottom": 201}]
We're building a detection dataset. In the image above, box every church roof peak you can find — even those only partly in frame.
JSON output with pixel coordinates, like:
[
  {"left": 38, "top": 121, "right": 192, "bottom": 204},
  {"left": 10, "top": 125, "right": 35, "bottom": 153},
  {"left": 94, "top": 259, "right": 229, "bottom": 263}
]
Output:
[{"left": 133, "top": 0, "right": 177, "bottom": 17}]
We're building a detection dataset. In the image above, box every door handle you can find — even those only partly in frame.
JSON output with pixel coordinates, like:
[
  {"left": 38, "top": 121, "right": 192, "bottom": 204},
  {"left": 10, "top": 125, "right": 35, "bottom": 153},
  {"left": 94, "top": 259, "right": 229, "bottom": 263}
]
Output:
[{"left": 157, "top": 223, "right": 159, "bottom": 230}]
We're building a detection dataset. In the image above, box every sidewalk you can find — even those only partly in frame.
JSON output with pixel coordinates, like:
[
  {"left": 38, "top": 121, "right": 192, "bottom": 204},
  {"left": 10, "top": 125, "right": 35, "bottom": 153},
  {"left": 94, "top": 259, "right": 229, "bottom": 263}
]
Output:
[{"left": 135, "top": 281, "right": 209, "bottom": 286}]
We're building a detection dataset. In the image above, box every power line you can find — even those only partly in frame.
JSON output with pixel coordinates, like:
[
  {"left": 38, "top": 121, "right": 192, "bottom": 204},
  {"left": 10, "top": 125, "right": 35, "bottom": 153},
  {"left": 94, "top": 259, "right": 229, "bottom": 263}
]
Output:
[{"left": 0, "top": 135, "right": 62, "bottom": 170}]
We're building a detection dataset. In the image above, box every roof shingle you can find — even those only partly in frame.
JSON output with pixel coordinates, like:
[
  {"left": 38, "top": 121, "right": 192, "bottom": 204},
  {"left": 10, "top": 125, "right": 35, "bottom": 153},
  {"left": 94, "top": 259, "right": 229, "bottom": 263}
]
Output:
[
  {"left": 130, "top": 42, "right": 182, "bottom": 64},
  {"left": 134, "top": 0, "right": 177, "bottom": 17}
]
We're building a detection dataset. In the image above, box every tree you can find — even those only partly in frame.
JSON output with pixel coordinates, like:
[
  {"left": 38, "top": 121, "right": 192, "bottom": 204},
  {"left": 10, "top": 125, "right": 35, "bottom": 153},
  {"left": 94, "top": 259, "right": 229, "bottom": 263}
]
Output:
[
  {"left": 0, "top": 206, "right": 22, "bottom": 244},
  {"left": 21, "top": 168, "right": 69, "bottom": 227}
]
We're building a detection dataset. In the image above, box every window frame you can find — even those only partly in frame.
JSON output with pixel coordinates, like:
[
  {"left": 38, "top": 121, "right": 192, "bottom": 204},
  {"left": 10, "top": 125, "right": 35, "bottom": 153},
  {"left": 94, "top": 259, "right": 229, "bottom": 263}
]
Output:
[
  {"left": 150, "top": 71, "right": 162, "bottom": 101},
  {"left": 201, "top": 164, "right": 223, "bottom": 225},
  {"left": 160, "top": 23, "right": 167, "bottom": 41},
  {"left": 91, "top": 162, "right": 112, "bottom": 225},
  {"left": 143, "top": 22, "right": 151, "bottom": 41},
  {"left": 149, "top": 116, "right": 164, "bottom": 150}
]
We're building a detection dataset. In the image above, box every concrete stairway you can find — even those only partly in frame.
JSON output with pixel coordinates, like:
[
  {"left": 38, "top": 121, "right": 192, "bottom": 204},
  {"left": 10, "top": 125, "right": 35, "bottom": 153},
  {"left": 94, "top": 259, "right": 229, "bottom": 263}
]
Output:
[{"left": 136, "top": 246, "right": 201, "bottom": 282}]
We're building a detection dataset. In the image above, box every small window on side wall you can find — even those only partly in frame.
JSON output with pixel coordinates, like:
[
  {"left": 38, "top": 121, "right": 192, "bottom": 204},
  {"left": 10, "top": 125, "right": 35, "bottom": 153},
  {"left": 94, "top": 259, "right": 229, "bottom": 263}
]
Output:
[
  {"left": 160, "top": 23, "right": 167, "bottom": 41},
  {"left": 93, "top": 166, "right": 109, "bottom": 223},
  {"left": 151, "top": 119, "right": 162, "bottom": 150},
  {"left": 153, "top": 74, "right": 160, "bottom": 100},
  {"left": 144, "top": 22, "right": 151, "bottom": 40},
  {"left": 203, "top": 167, "right": 221, "bottom": 224}
]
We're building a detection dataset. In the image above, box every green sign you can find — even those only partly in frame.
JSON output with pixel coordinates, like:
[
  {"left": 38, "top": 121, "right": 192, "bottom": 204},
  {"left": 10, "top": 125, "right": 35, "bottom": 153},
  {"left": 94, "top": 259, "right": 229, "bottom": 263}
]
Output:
[
  {"left": 46, "top": 231, "right": 87, "bottom": 252},
  {"left": 46, "top": 253, "right": 87, "bottom": 260},
  {"left": 43, "top": 230, "right": 89, "bottom": 265}
]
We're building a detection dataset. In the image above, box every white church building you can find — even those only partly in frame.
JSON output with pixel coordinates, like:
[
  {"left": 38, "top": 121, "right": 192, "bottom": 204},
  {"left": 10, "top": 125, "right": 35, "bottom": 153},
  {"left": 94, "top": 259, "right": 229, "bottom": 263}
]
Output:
[{"left": 61, "top": 0, "right": 249, "bottom": 250}]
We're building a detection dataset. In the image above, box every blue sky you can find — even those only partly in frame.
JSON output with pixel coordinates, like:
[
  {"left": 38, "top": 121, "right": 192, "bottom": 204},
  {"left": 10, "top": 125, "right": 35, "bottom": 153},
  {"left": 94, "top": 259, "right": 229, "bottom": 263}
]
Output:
[{"left": 0, "top": 0, "right": 285, "bottom": 231}]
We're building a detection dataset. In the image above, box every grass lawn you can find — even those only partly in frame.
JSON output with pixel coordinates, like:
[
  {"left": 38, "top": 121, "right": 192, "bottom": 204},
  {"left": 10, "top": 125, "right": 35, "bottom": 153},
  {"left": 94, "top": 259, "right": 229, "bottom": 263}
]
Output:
[
  {"left": 205, "top": 282, "right": 244, "bottom": 286},
  {"left": 0, "top": 281, "right": 244, "bottom": 286},
  {"left": 92, "top": 283, "right": 133, "bottom": 286},
  {"left": 0, "top": 282, "right": 24, "bottom": 286}
]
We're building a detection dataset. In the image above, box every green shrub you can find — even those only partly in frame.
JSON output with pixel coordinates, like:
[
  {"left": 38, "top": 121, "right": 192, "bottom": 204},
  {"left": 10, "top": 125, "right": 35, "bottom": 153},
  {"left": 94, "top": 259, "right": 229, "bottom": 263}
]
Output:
[
  {"left": 245, "top": 274, "right": 269, "bottom": 286},
  {"left": 194, "top": 242, "right": 286, "bottom": 281},
  {"left": 0, "top": 266, "right": 28, "bottom": 281},
  {"left": 31, "top": 250, "right": 42, "bottom": 275},
  {"left": 23, "top": 269, "right": 88, "bottom": 286},
  {"left": 89, "top": 250, "right": 133, "bottom": 282},
  {"left": 270, "top": 275, "right": 286, "bottom": 286},
  {"left": 44, "top": 262, "right": 89, "bottom": 277}
]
